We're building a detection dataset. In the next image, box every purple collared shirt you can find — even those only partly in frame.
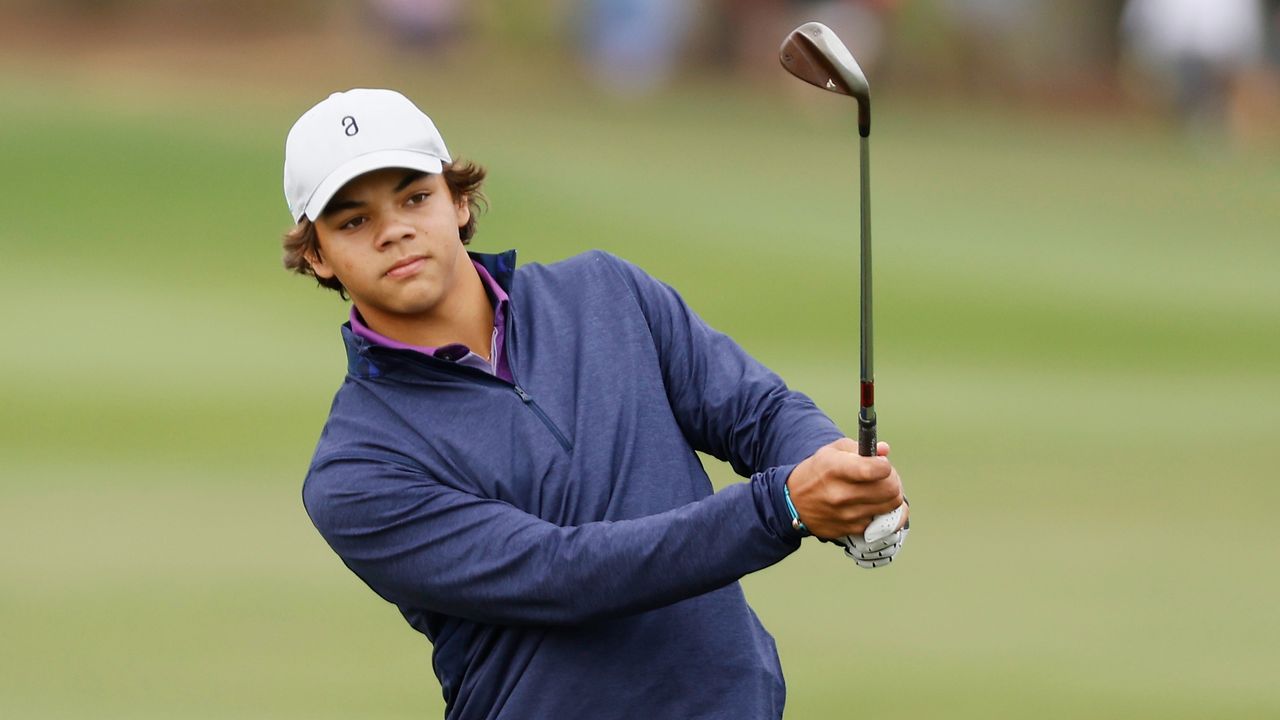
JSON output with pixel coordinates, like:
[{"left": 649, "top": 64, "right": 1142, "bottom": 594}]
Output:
[{"left": 349, "top": 259, "right": 512, "bottom": 382}]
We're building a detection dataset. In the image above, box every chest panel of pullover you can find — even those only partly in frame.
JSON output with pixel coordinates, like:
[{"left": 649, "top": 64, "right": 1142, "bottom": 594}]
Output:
[{"left": 332, "top": 253, "right": 712, "bottom": 528}]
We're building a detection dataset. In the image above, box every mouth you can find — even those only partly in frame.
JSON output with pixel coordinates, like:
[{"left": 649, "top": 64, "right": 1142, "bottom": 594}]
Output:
[{"left": 385, "top": 255, "right": 428, "bottom": 279}]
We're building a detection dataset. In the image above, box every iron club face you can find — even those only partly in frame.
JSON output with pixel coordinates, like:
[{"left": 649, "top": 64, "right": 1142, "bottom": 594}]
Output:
[{"left": 779, "top": 21, "right": 871, "bottom": 136}]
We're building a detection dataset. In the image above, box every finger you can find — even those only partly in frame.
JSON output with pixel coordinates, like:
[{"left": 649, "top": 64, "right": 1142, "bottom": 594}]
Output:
[
  {"left": 869, "top": 530, "right": 902, "bottom": 553},
  {"left": 846, "top": 494, "right": 905, "bottom": 530},
  {"left": 828, "top": 452, "right": 893, "bottom": 483},
  {"left": 842, "top": 529, "right": 901, "bottom": 554},
  {"left": 876, "top": 441, "right": 891, "bottom": 457},
  {"left": 852, "top": 542, "right": 901, "bottom": 561},
  {"left": 843, "top": 536, "right": 901, "bottom": 559},
  {"left": 841, "top": 532, "right": 887, "bottom": 551},
  {"left": 855, "top": 555, "right": 894, "bottom": 569},
  {"left": 840, "top": 529, "right": 894, "bottom": 553}
]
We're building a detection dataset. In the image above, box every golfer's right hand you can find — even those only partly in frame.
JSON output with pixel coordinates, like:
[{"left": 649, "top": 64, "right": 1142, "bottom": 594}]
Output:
[{"left": 786, "top": 438, "right": 906, "bottom": 541}]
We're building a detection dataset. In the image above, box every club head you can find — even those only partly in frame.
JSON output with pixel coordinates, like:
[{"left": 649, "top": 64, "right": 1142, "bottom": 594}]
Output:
[{"left": 779, "top": 21, "right": 871, "bottom": 136}]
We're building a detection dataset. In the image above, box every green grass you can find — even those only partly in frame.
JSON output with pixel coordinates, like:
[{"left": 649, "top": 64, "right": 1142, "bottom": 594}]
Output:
[{"left": 1, "top": 47, "right": 1278, "bottom": 719}]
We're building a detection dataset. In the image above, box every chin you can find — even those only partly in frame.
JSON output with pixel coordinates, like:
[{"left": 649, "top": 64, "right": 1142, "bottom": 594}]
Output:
[{"left": 388, "top": 290, "right": 444, "bottom": 316}]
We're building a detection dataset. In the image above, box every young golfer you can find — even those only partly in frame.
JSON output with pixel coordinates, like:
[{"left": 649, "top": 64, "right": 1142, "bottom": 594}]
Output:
[{"left": 284, "top": 88, "right": 909, "bottom": 720}]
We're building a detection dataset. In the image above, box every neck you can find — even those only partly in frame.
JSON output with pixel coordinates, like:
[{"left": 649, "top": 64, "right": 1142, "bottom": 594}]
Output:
[{"left": 358, "top": 259, "right": 494, "bottom": 354}]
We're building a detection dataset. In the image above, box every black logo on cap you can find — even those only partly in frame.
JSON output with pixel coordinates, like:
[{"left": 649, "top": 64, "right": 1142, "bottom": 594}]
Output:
[{"left": 342, "top": 116, "right": 359, "bottom": 136}]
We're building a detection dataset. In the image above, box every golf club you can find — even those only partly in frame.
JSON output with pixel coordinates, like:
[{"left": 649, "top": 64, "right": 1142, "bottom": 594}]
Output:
[{"left": 779, "top": 22, "right": 904, "bottom": 550}]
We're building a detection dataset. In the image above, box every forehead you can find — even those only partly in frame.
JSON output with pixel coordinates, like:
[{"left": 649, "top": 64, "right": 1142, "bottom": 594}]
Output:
[{"left": 331, "top": 168, "right": 436, "bottom": 200}]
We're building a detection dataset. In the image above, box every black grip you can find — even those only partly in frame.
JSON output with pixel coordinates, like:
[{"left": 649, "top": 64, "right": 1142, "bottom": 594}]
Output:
[{"left": 858, "top": 415, "right": 876, "bottom": 457}]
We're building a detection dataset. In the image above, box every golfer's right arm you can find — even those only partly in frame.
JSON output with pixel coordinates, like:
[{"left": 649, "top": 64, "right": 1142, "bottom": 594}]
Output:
[{"left": 303, "top": 448, "right": 899, "bottom": 627}]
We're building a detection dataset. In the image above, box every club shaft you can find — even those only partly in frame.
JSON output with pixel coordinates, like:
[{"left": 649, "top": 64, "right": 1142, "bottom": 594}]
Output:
[{"left": 858, "top": 134, "right": 876, "bottom": 457}]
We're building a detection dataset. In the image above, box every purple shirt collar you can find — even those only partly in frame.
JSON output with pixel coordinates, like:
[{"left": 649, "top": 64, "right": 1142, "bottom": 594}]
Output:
[{"left": 349, "top": 259, "right": 512, "bottom": 381}]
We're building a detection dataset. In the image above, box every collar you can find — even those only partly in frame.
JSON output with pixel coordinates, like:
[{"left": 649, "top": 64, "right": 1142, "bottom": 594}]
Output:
[{"left": 470, "top": 249, "right": 516, "bottom": 296}]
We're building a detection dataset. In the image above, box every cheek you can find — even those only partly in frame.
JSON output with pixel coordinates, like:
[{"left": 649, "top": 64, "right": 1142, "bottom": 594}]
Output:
[{"left": 324, "top": 247, "right": 366, "bottom": 282}]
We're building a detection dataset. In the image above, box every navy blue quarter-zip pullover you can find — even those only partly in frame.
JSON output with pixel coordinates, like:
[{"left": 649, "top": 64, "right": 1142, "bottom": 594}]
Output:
[{"left": 303, "top": 250, "right": 844, "bottom": 719}]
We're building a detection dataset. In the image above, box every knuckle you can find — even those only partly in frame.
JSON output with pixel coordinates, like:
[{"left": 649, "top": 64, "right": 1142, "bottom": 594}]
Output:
[{"left": 815, "top": 450, "right": 836, "bottom": 476}]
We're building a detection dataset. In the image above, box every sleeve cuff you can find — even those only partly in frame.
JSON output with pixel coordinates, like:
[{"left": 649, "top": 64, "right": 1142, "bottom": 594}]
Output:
[{"left": 753, "top": 463, "right": 807, "bottom": 545}]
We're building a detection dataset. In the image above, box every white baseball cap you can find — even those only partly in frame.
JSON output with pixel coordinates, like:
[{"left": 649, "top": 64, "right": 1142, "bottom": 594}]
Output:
[{"left": 283, "top": 88, "right": 452, "bottom": 222}]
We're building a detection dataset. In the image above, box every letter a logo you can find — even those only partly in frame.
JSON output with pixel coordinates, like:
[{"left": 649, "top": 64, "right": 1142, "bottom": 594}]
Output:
[{"left": 342, "top": 116, "right": 359, "bottom": 136}]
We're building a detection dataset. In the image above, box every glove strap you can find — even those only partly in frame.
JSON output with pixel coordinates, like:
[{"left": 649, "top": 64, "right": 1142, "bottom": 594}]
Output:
[{"left": 783, "top": 482, "right": 810, "bottom": 537}]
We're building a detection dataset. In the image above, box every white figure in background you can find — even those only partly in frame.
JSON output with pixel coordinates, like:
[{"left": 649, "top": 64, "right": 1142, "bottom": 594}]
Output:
[{"left": 1122, "top": 0, "right": 1267, "bottom": 137}]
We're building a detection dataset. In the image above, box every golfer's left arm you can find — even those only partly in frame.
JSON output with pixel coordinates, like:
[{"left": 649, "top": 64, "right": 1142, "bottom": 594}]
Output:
[
  {"left": 606, "top": 252, "right": 910, "bottom": 557},
  {"left": 604, "top": 252, "right": 844, "bottom": 472}
]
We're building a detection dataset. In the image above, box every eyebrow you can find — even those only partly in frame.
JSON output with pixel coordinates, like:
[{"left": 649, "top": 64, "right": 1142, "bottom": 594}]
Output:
[
  {"left": 321, "top": 171, "right": 430, "bottom": 217},
  {"left": 395, "top": 170, "right": 428, "bottom": 192},
  {"left": 321, "top": 199, "right": 363, "bottom": 217}
]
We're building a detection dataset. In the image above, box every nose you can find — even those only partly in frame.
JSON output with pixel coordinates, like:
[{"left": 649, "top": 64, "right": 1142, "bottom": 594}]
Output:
[{"left": 374, "top": 214, "right": 416, "bottom": 248}]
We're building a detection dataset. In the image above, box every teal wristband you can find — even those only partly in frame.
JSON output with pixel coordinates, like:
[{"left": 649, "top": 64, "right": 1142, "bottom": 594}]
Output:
[{"left": 783, "top": 482, "right": 809, "bottom": 536}]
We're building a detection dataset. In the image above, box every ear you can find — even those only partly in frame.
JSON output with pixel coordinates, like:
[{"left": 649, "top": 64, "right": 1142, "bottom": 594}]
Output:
[
  {"left": 455, "top": 196, "right": 471, "bottom": 229},
  {"left": 304, "top": 244, "right": 336, "bottom": 281}
]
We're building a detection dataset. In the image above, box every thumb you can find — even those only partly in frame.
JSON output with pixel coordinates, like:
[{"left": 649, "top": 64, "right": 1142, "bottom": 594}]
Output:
[{"left": 876, "top": 440, "right": 891, "bottom": 457}]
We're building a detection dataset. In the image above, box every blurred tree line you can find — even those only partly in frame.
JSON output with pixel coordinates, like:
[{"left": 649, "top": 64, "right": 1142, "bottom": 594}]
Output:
[
  {"left": 5, "top": 0, "right": 1278, "bottom": 141},
  {"left": 0, "top": 0, "right": 1223, "bottom": 85}
]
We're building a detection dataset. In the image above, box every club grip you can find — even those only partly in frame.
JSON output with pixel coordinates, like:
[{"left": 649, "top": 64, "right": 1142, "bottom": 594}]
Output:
[{"left": 858, "top": 415, "right": 876, "bottom": 457}]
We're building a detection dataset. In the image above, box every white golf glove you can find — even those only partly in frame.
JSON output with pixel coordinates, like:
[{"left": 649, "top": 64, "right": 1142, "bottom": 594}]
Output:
[{"left": 838, "top": 503, "right": 909, "bottom": 569}]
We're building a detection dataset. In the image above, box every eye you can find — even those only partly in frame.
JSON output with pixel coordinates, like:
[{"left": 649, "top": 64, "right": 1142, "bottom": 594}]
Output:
[
  {"left": 406, "top": 192, "right": 431, "bottom": 206},
  {"left": 338, "top": 216, "right": 366, "bottom": 231}
]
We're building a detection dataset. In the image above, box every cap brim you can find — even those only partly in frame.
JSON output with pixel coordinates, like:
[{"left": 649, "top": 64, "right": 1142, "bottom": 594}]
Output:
[{"left": 299, "top": 149, "right": 446, "bottom": 221}]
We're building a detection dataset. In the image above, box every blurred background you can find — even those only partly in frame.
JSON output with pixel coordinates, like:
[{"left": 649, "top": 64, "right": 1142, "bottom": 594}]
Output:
[{"left": 2, "top": 1, "right": 1278, "bottom": 718}]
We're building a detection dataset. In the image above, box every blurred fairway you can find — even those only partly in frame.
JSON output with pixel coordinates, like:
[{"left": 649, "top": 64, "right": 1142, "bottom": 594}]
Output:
[{"left": 2, "top": 44, "right": 1279, "bottom": 720}]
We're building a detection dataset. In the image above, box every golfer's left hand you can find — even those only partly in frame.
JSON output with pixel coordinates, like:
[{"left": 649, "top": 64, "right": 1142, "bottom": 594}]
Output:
[
  {"left": 839, "top": 441, "right": 909, "bottom": 569},
  {"left": 838, "top": 516, "right": 908, "bottom": 568}
]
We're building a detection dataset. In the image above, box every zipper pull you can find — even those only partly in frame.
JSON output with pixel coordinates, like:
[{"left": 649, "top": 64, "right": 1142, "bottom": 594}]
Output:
[{"left": 513, "top": 386, "right": 533, "bottom": 403}]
